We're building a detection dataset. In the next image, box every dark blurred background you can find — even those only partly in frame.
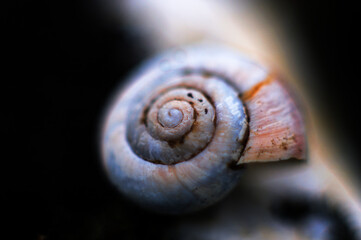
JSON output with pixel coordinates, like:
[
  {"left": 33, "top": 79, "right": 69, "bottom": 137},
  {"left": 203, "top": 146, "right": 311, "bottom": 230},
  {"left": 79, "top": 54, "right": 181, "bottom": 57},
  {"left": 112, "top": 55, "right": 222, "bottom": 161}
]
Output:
[{"left": 3, "top": 0, "right": 360, "bottom": 239}]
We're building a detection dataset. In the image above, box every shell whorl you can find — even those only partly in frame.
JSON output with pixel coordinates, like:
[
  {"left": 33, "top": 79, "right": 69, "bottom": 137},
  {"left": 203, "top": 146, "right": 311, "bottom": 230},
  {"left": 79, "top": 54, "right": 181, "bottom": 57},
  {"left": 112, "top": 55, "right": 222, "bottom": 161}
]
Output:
[
  {"left": 102, "top": 44, "right": 306, "bottom": 213},
  {"left": 127, "top": 75, "right": 247, "bottom": 165}
]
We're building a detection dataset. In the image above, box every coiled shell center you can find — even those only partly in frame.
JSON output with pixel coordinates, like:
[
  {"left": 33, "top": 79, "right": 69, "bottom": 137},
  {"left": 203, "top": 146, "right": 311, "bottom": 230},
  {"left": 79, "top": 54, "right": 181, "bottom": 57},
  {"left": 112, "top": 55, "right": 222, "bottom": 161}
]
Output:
[{"left": 158, "top": 105, "right": 184, "bottom": 128}]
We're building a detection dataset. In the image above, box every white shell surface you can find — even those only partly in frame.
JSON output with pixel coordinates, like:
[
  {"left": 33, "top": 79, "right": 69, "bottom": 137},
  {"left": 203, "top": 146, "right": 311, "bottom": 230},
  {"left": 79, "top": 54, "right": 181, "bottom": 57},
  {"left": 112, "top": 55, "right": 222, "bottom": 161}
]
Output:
[{"left": 101, "top": 44, "right": 306, "bottom": 213}]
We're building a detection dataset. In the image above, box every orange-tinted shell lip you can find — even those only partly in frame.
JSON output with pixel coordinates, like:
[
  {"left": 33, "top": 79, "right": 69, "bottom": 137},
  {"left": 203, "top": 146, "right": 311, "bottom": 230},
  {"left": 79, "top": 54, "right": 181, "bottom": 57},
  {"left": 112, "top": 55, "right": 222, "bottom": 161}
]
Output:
[{"left": 237, "top": 73, "right": 307, "bottom": 165}]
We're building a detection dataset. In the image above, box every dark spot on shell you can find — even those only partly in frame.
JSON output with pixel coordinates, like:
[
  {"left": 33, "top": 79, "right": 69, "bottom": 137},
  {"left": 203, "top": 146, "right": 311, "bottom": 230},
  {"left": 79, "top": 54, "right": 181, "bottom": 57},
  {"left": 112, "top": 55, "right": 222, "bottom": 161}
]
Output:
[
  {"left": 187, "top": 93, "right": 193, "bottom": 98},
  {"left": 281, "top": 141, "right": 288, "bottom": 150},
  {"left": 198, "top": 99, "right": 203, "bottom": 102},
  {"left": 205, "top": 108, "right": 208, "bottom": 114}
]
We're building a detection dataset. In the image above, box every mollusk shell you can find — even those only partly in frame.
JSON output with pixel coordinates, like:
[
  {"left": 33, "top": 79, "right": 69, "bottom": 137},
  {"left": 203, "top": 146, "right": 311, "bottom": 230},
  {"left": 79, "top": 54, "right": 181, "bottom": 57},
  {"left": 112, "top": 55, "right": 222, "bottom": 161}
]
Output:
[{"left": 101, "top": 44, "right": 306, "bottom": 213}]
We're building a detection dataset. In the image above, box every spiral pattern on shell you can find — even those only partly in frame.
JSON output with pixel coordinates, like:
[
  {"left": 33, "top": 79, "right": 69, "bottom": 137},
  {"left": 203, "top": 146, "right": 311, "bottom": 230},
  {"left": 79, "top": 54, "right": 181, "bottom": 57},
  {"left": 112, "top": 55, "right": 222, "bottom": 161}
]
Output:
[{"left": 102, "top": 44, "right": 306, "bottom": 213}]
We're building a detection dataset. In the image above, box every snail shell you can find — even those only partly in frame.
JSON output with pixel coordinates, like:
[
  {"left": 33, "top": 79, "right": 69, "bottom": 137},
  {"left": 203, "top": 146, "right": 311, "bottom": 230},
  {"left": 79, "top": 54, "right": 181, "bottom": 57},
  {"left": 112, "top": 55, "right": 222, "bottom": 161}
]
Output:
[{"left": 101, "top": 44, "right": 306, "bottom": 214}]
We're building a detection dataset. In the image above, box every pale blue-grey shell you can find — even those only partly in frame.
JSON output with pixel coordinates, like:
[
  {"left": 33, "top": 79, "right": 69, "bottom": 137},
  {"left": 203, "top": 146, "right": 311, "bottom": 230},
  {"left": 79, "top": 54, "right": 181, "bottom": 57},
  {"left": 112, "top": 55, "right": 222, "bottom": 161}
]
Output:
[{"left": 101, "top": 44, "right": 306, "bottom": 213}]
